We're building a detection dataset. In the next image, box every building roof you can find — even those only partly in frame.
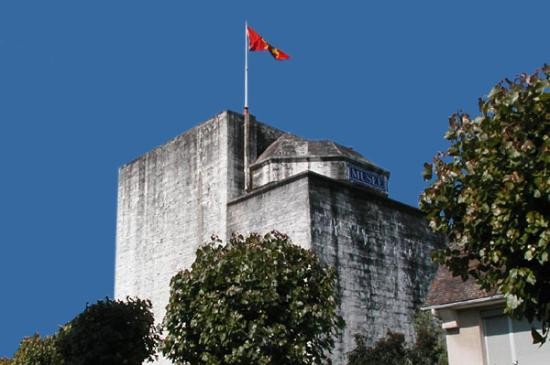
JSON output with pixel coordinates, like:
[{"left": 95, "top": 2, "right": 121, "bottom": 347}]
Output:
[
  {"left": 253, "top": 133, "right": 387, "bottom": 174},
  {"left": 424, "top": 266, "right": 498, "bottom": 307}
]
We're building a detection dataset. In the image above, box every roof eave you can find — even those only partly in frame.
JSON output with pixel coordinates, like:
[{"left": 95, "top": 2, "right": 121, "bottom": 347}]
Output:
[{"left": 422, "top": 294, "right": 505, "bottom": 311}]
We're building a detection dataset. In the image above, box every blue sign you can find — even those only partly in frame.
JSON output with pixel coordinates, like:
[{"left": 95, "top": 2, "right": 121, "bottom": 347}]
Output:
[{"left": 348, "top": 165, "right": 388, "bottom": 193}]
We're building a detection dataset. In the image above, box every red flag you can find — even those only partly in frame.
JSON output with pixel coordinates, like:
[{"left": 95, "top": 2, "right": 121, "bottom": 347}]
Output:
[
  {"left": 267, "top": 45, "right": 290, "bottom": 61},
  {"left": 247, "top": 26, "right": 269, "bottom": 51},
  {"left": 247, "top": 26, "right": 290, "bottom": 61}
]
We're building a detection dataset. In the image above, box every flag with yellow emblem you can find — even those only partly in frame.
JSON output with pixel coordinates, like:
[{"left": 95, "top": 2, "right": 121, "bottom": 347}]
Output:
[{"left": 246, "top": 26, "right": 290, "bottom": 61}]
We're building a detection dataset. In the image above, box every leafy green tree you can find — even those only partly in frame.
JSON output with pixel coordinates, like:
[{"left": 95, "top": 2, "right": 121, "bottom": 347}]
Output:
[
  {"left": 347, "top": 312, "right": 447, "bottom": 365},
  {"left": 56, "top": 297, "right": 159, "bottom": 365},
  {"left": 409, "top": 312, "right": 447, "bottom": 365},
  {"left": 0, "top": 358, "right": 11, "bottom": 365},
  {"left": 162, "top": 231, "right": 344, "bottom": 365},
  {"left": 347, "top": 332, "right": 409, "bottom": 365},
  {"left": 11, "top": 334, "right": 62, "bottom": 365},
  {"left": 420, "top": 65, "right": 550, "bottom": 342}
]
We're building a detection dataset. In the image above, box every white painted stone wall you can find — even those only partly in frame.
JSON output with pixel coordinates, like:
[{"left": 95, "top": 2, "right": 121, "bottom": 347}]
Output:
[
  {"left": 115, "top": 111, "right": 282, "bottom": 365},
  {"left": 115, "top": 112, "right": 442, "bottom": 365},
  {"left": 251, "top": 159, "right": 349, "bottom": 189},
  {"left": 115, "top": 113, "right": 231, "bottom": 324},
  {"left": 227, "top": 174, "right": 312, "bottom": 250}
]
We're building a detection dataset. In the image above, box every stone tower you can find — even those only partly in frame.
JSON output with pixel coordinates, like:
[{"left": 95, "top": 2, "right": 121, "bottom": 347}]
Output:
[{"left": 115, "top": 110, "right": 443, "bottom": 364}]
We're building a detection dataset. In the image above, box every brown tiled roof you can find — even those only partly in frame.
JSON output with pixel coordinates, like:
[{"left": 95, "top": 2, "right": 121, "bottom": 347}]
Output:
[{"left": 424, "top": 266, "right": 498, "bottom": 307}]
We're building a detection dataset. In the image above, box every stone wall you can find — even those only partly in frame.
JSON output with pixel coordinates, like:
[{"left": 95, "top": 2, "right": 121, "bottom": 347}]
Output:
[
  {"left": 115, "top": 111, "right": 442, "bottom": 365},
  {"left": 115, "top": 113, "right": 232, "bottom": 326},
  {"left": 115, "top": 111, "right": 284, "bottom": 365},
  {"left": 308, "top": 173, "right": 444, "bottom": 362},
  {"left": 225, "top": 112, "right": 284, "bottom": 200},
  {"left": 227, "top": 174, "right": 312, "bottom": 249},
  {"left": 226, "top": 171, "right": 443, "bottom": 364},
  {"left": 251, "top": 158, "right": 349, "bottom": 188}
]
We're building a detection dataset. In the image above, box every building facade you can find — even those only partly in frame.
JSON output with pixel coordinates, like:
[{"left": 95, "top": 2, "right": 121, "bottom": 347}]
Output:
[
  {"left": 115, "top": 110, "right": 444, "bottom": 364},
  {"left": 424, "top": 267, "right": 550, "bottom": 365}
]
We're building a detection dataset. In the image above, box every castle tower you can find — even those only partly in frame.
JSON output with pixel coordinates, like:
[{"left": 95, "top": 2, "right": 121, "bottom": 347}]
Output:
[{"left": 115, "top": 110, "right": 443, "bottom": 364}]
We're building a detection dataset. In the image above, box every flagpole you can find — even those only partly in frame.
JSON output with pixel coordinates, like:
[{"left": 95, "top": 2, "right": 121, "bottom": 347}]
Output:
[
  {"left": 244, "top": 20, "right": 249, "bottom": 112},
  {"left": 244, "top": 21, "right": 251, "bottom": 192}
]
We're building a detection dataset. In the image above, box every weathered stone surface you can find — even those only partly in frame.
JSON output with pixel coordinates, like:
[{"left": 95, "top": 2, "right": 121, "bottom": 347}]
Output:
[
  {"left": 115, "top": 111, "right": 282, "bottom": 364},
  {"left": 227, "top": 171, "right": 444, "bottom": 363},
  {"left": 115, "top": 111, "right": 444, "bottom": 365},
  {"left": 227, "top": 174, "right": 312, "bottom": 249},
  {"left": 307, "top": 173, "right": 443, "bottom": 363},
  {"left": 250, "top": 133, "right": 389, "bottom": 192},
  {"left": 116, "top": 113, "right": 230, "bottom": 324}
]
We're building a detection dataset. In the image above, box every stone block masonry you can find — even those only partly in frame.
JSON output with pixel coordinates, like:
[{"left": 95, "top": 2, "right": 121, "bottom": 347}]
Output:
[
  {"left": 115, "top": 111, "right": 281, "bottom": 325},
  {"left": 115, "top": 110, "right": 444, "bottom": 365},
  {"left": 227, "top": 173, "right": 312, "bottom": 249},
  {"left": 307, "top": 173, "right": 443, "bottom": 362},
  {"left": 115, "top": 113, "right": 229, "bottom": 326},
  {"left": 227, "top": 171, "right": 444, "bottom": 364}
]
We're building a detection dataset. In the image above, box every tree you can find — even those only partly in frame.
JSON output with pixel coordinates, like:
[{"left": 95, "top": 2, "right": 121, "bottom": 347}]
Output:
[
  {"left": 56, "top": 297, "right": 159, "bottom": 365},
  {"left": 420, "top": 65, "right": 550, "bottom": 342},
  {"left": 11, "top": 334, "right": 62, "bottom": 365},
  {"left": 409, "top": 311, "right": 447, "bottom": 365},
  {"left": 162, "top": 231, "right": 344, "bottom": 365},
  {"left": 347, "top": 311, "right": 447, "bottom": 365},
  {"left": 347, "top": 332, "right": 409, "bottom": 365},
  {"left": 0, "top": 358, "right": 12, "bottom": 365}
]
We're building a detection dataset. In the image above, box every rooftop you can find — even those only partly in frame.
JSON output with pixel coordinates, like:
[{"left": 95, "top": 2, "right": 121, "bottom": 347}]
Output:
[
  {"left": 424, "top": 266, "right": 498, "bottom": 307},
  {"left": 253, "top": 133, "right": 388, "bottom": 175}
]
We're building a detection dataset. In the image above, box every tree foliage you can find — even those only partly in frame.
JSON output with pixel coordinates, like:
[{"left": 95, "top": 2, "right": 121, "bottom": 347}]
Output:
[
  {"left": 0, "top": 358, "right": 12, "bottom": 365},
  {"left": 409, "top": 311, "right": 447, "bottom": 365},
  {"left": 11, "top": 334, "right": 62, "bottom": 365},
  {"left": 347, "top": 331, "right": 409, "bottom": 365},
  {"left": 347, "top": 312, "right": 447, "bottom": 365},
  {"left": 162, "top": 231, "right": 344, "bottom": 365},
  {"left": 56, "top": 297, "right": 159, "bottom": 365},
  {"left": 420, "top": 65, "right": 550, "bottom": 342}
]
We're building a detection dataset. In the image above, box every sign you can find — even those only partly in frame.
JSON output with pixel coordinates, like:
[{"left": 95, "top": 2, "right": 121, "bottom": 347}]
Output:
[{"left": 348, "top": 164, "right": 388, "bottom": 193}]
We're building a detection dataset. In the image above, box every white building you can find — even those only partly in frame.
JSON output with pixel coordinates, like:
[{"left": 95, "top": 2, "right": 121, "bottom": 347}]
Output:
[
  {"left": 424, "top": 266, "right": 550, "bottom": 365},
  {"left": 115, "top": 110, "right": 444, "bottom": 364}
]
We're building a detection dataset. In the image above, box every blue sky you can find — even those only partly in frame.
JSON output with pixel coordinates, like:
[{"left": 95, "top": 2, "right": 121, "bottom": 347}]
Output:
[{"left": 0, "top": 0, "right": 548, "bottom": 357}]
